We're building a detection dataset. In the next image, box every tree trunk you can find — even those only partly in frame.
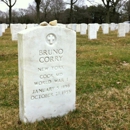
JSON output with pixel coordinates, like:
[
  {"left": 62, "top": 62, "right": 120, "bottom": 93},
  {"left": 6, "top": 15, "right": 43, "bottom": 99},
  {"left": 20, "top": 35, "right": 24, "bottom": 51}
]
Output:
[
  {"left": 129, "top": 15, "right": 130, "bottom": 21},
  {"left": 9, "top": 6, "right": 12, "bottom": 27},
  {"left": 44, "top": 12, "right": 47, "bottom": 20},
  {"left": 69, "top": 0, "right": 73, "bottom": 23},
  {"left": 36, "top": 4, "right": 40, "bottom": 23},
  {"left": 106, "top": 9, "right": 110, "bottom": 23}
]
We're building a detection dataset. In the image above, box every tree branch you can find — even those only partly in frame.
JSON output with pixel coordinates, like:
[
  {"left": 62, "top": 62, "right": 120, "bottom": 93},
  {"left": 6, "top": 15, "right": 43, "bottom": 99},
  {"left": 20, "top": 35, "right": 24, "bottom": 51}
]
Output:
[
  {"left": 65, "top": 0, "right": 78, "bottom": 5},
  {"left": 73, "top": 0, "right": 78, "bottom": 4},
  {"left": 1, "top": 0, "right": 9, "bottom": 6},
  {"left": 102, "top": 0, "right": 107, "bottom": 7},
  {"left": 11, "top": 0, "right": 17, "bottom": 7}
]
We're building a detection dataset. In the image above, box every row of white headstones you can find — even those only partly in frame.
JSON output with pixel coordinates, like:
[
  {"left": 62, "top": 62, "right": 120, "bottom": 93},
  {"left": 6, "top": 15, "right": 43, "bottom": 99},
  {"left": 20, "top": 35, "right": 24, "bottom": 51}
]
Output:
[
  {"left": 70, "top": 23, "right": 129, "bottom": 38},
  {"left": 0, "top": 23, "right": 8, "bottom": 36},
  {"left": 0, "top": 22, "right": 129, "bottom": 40},
  {"left": 1, "top": 22, "right": 129, "bottom": 123},
  {"left": 12, "top": 23, "right": 130, "bottom": 40}
]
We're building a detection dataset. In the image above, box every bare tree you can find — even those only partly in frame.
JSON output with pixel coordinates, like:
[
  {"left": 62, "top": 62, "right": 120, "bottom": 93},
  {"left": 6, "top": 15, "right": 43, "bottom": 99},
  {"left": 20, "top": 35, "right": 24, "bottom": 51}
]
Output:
[
  {"left": 0, "top": 10, "right": 7, "bottom": 23},
  {"left": 40, "top": 0, "right": 51, "bottom": 20},
  {"left": 16, "top": 9, "right": 28, "bottom": 23},
  {"left": 50, "top": 0, "right": 65, "bottom": 20},
  {"left": 122, "top": 0, "right": 130, "bottom": 21},
  {"left": 0, "top": 0, "right": 17, "bottom": 26},
  {"left": 35, "top": 0, "right": 41, "bottom": 23},
  {"left": 101, "top": 0, "right": 120, "bottom": 23},
  {"left": 66, "top": 0, "right": 87, "bottom": 23},
  {"left": 27, "top": 4, "right": 37, "bottom": 23},
  {"left": 66, "top": 0, "right": 79, "bottom": 23}
]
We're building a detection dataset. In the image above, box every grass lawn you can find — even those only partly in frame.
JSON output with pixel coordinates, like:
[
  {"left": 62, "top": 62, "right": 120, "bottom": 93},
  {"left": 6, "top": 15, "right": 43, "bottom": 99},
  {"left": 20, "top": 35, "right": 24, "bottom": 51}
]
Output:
[{"left": 0, "top": 28, "right": 130, "bottom": 130}]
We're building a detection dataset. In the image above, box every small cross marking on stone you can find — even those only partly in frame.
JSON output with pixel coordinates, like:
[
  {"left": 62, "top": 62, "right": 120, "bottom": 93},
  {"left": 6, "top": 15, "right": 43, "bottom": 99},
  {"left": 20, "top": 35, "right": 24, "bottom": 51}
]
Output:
[{"left": 47, "top": 34, "right": 55, "bottom": 45}]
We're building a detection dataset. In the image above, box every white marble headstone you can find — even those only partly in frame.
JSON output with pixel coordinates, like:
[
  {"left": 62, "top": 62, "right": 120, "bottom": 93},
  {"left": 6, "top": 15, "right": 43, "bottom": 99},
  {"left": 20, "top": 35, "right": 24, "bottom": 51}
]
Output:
[
  {"left": 1, "top": 24, "right": 6, "bottom": 33},
  {"left": 101, "top": 23, "right": 109, "bottom": 34},
  {"left": 72, "top": 24, "right": 77, "bottom": 31},
  {"left": 124, "top": 23, "right": 129, "bottom": 33},
  {"left": 94, "top": 23, "right": 100, "bottom": 31},
  {"left": 118, "top": 23, "right": 125, "bottom": 37},
  {"left": 11, "top": 24, "right": 26, "bottom": 41},
  {"left": 66, "top": 24, "right": 72, "bottom": 30},
  {"left": 80, "top": 23, "right": 87, "bottom": 35},
  {"left": 0, "top": 24, "right": 2, "bottom": 36},
  {"left": 76, "top": 24, "right": 80, "bottom": 32},
  {"left": 88, "top": 24, "right": 97, "bottom": 39},
  {"left": 110, "top": 23, "right": 116, "bottom": 31},
  {"left": 18, "top": 26, "right": 76, "bottom": 123}
]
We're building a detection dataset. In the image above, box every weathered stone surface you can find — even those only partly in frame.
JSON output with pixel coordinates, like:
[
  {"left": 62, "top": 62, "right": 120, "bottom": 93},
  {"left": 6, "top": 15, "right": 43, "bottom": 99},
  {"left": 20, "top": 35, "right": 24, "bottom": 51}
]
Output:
[{"left": 18, "top": 26, "right": 76, "bottom": 123}]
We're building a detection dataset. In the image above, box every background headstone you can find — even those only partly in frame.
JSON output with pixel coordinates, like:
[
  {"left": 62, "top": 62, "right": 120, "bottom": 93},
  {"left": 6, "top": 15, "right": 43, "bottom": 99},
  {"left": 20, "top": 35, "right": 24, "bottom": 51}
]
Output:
[
  {"left": 110, "top": 23, "right": 116, "bottom": 31},
  {"left": 94, "top": 23, "right": 100, "bottom": 31},
  {"left": 124, "top": 23, "right": 129, "bottom": 33},
  {"left": 1, "top": 24, "right": 6, "bottom": 33},
  {"left": 66, "top": 24, "right": 72, "bottom": 30},
  {"left": 76, "top": 24, "right": 80, "bottom": 32},
  {"left": 0, "top": 24, "right": 2, "bottom": 36},
  {"left": 118, "top": 23, "right": 126, "bottom": 37},
  {"left": 88, "top": 24, "right": 97, "bottom": 39},
  {"left": 80, "top": 23, "right": 87, "bottom": 35},
  {"left": 72, "top": 24, "right": 77, "bottom": 31},
  {"left": 11, "top": 24, "right": 26, "bottom": 41},
  {"left": 101, "top": 23, "right": 109, "bottom": 34}
]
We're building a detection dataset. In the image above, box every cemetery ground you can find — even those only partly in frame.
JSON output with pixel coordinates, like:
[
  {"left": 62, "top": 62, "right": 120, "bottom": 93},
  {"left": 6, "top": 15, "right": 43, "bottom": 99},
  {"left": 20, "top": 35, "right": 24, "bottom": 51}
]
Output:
[{"left": 0, "top": 28, "right": 130, "bottom": 130}]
